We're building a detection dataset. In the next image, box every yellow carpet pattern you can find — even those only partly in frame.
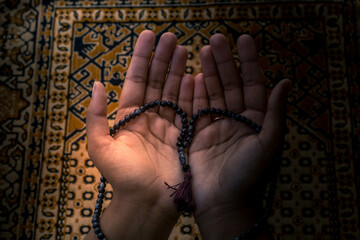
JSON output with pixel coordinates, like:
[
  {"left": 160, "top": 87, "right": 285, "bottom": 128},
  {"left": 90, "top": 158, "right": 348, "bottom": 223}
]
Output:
[{"left": 0, "top": 0, "right": 359, "bottom": 239}]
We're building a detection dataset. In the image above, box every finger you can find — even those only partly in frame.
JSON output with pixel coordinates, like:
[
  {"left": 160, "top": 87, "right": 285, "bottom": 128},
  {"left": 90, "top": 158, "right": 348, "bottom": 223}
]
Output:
[
  {"left": 144, "top": 32, "right": 177, "bottom": 106},
  {"left": 193, "top": 73, "right": 211, "bottom": 132},
  {"left": 200, "top": 45, "right": 226, "bottom": 110},
  {"left": 210, "top": 34, "right": 244, "bottom": 113},
  {"left": 160, "top": 45, "right": 188, "bottom": 123},
  {"left": 86, "top": 82, "right": 113, "bottom": 162},
  {"left": 118, "top": 30, "right": 155, "bottom": 111},
  {"left": 175, "top": 74, "right": 194, "bottom": 129},
  {"left": 238, "top": 34, "right": 267, "bottom": 114},
  {"left": 259, "top": 79, "right": 291, "bottom": 157}
]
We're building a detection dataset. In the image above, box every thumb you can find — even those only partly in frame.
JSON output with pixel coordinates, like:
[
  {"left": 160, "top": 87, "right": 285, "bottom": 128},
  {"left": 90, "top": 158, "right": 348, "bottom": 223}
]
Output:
[
  {"left": 86, "top": 81, "right": 113, "bottom": 160},
  {"left": 259, "top": 79, "right": 291, "bottom": 153}
]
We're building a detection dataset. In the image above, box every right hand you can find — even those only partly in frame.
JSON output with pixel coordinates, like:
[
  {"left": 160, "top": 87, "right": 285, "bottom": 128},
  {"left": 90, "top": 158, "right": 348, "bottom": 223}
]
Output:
[{"left": 189, "top": 34, "right": 291, "bottom": 239}]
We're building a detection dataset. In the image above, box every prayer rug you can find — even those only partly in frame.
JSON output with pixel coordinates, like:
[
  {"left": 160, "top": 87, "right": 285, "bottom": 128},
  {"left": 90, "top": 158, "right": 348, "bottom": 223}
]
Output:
[{"left": 0, "top": 0, "right": 359, "bottom": 239}]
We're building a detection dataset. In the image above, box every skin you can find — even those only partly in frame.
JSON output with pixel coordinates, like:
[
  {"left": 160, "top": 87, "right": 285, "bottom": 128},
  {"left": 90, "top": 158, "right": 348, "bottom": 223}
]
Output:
[
  {"left": 190, "top": 34, "right": 291, "bottom": 239},
  {"left": 86, "top": 30, "right": 291, "bottom": 240}
]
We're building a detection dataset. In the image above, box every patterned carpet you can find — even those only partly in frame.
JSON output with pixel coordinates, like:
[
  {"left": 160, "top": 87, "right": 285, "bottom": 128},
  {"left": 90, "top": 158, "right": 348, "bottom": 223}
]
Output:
[{"left": 1, "top": 0, "right": 359, "bottom": 239}]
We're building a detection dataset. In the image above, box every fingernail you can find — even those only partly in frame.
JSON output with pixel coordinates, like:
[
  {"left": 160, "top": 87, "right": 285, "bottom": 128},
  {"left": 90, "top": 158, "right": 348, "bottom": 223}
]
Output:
[{"left": 92, "top": 82, "right": 97, "bottom": 98}]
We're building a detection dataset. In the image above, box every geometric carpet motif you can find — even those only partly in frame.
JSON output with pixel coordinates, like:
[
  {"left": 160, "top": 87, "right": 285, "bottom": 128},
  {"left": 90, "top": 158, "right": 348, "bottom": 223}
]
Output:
[{"left": 0, "top": 0, "right": 359, "bottom": 239}]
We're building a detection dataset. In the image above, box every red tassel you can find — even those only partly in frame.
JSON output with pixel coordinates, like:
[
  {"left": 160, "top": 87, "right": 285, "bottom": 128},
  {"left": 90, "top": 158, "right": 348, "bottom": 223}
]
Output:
[{"left": 165, "top": 171, "right": 195, "bottom": 212}]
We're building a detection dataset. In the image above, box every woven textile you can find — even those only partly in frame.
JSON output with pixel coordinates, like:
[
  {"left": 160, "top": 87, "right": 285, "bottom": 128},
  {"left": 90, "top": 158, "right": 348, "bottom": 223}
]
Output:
[{"left": 1, "top": 0, "right": 359, "bottom": 239}]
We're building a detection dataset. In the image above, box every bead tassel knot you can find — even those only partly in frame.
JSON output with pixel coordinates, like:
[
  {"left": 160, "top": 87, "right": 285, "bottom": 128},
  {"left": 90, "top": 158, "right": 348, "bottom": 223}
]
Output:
[{"left": 165, "top": 171, "right": 195, "bottom": 212}]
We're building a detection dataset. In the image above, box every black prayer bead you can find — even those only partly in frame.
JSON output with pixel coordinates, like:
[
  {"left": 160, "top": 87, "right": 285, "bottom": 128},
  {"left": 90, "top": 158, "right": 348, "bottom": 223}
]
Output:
[
  {"left": 94, "top": 216, "right": 100, "bottom": 221},
  {"left": 167, "top": 100, "right": 174, "bottom": 108},
  {"left": 160, "top": 100, "right": 167, "bottom": 107},
  {"left": 149, "top": 101, "right": 156, "bottom": 108},
  {"left": 181, "top": 112, "right": 187, "bottom": 119},
  {"left": 139, "top": 106, "right": 146, "bottom": 112},
  {"left": 180, "top": 156, "right": 186, "bottom": 165},
  {"left": 129, "top": 112, "right": 136, "bottom": 119},
  {"left": 182, "top": 164, "right": 190, "bottom": 172},
  {"left": 181, "top": 118, "right": 188, "bottom": 124},
  {"left": 172, "top": 103, "right": 178, "bottom": 110},
  {"left": 134, "top": 109, "right": 141, "bottom": 116},
  {"left": 119, "top": 119, "right": 125, "bottom": 126},
  {"left": 176, "top": 108, "right": 183, "bottom": 114},
  {"left": 226, "top": 111, "right": 233, "bottom": 118},
  {"left": 114, "top": 123, "right": 120, "bottom": 130},
  {"left": 97, "top": 232, "right": 105, "bottom": 239},
  {"left": 188, "top": 125, "right": 194, "bottom": 133},
  {"left": 124, "top": 115, "right": 131, "bottom": 122},
  {"left": 192, "top": 114, "right": 199, "bottom": 120},
  {"left": 229, "top": 112, "right": 235, "bottom": 118}
]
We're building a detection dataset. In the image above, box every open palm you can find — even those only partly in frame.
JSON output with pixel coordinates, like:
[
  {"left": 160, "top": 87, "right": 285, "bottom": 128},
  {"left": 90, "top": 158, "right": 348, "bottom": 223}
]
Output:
[
  {"left": 188, "top": 34, "right": 291, "bottom": 224},
  {"left": 86, "top": 30, "right": 193, "bottom": 215},
  {"left": 97, "top": 110, "right": 183, "bottom": 200}
]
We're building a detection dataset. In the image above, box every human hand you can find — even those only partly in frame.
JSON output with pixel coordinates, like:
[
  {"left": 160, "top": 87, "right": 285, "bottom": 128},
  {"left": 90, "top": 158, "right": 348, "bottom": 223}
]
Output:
[
  {"left": 86, "top": 30, "right": 193, "bottom": 239},
  {"left": 189, "top": 34, "right": 291, "bottom": 239}
]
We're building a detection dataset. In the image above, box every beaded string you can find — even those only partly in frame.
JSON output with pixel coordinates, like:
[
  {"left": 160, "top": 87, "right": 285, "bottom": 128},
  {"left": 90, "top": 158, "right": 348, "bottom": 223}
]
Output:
[{"left": 91, "top": 100, "right": 277, "bottom": 240}]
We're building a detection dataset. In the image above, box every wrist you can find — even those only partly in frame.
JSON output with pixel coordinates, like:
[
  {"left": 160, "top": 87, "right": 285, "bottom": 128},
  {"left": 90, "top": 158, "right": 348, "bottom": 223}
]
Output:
[
  {"left": 86, "top": 192, "right": 179, "bottom": 240},
  {"left": 195, "top": 202, "right": 272, "bottom": 240}
]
